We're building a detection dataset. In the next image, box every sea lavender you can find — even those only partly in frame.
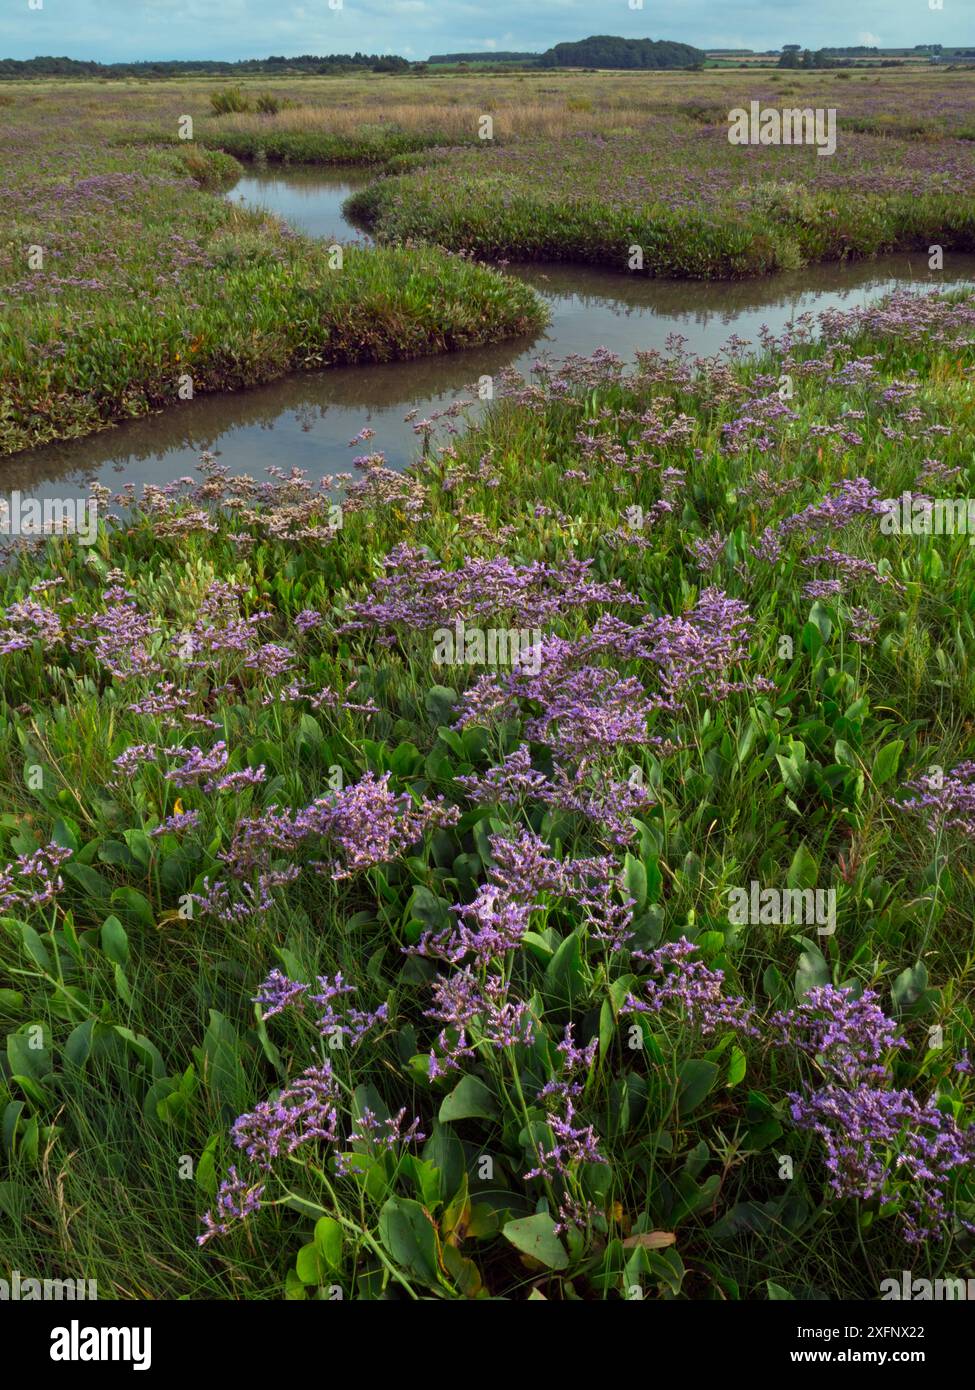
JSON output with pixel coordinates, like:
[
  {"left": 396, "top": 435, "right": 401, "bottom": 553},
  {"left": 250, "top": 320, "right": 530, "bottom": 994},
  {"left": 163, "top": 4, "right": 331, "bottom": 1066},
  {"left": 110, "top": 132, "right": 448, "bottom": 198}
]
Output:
[{"left": 624, "top": 937, "right": 758, "bottom": 1036}]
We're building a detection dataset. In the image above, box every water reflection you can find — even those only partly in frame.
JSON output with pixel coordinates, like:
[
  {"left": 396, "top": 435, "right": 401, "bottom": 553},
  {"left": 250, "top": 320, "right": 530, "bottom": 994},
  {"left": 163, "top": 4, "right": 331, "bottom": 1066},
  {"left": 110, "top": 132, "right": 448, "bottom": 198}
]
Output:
[{"left": 224, "top": 165, "right": 374, "bottom": 244}]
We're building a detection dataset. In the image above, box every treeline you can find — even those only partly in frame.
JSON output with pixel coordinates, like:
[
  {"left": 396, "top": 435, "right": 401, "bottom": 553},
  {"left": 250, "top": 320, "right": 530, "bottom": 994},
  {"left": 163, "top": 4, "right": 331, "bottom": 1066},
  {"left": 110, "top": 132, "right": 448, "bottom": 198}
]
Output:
[
  {"left": 0, "top": 53, "right": 412, "bottom": 78},
  {"left": 0, "top": 37, "right": 707, "bottom": 80},
  {"left": 537, "top": 36, "right": 705, "bottom": 69},
  {"left": 427, "top": 51, "right": 538, "bottom": 65}
]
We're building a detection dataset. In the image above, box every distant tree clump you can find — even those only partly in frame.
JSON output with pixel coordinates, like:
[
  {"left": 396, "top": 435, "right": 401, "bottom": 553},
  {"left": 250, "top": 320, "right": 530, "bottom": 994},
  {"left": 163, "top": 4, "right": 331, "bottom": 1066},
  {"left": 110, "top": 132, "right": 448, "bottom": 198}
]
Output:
[
  {"left": 537, "top": 36, "right": 705, "bottom": 70},
  {"left": 778, "top": 47, "right": 854, "bottom": 70}
]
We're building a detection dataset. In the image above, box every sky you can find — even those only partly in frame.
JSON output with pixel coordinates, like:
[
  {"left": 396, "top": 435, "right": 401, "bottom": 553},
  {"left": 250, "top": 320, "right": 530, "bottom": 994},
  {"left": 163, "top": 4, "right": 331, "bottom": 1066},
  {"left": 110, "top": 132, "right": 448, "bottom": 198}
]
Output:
[{"left": 1, "top": 0, "right": 968, "bottom": 63}]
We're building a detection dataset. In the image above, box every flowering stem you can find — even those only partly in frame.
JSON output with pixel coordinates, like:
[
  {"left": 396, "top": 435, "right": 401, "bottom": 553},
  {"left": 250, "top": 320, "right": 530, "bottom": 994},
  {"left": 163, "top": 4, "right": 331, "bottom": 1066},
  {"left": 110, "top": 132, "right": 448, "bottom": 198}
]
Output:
[{"left": 505, "top": 1051, "right": 559, "bottom": 1211}]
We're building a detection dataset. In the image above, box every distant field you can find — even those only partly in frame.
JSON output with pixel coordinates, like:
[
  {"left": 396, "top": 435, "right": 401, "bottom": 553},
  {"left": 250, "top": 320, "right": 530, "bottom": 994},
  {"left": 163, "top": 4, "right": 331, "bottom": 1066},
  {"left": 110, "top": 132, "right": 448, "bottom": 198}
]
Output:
[{"left": 338, "top": 69, "right": 975, "bottom": 276}]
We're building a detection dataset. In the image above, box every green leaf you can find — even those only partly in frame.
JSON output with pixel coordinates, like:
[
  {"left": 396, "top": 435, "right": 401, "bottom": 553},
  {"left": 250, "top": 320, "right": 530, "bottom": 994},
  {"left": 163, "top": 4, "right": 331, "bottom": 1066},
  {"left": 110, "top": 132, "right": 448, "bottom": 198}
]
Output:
[
  {"left": 110, "top": 887, "right": 154, "bottom": 930},
  {"left": 892, "top": 961, "right": 928, "bottom": 1011},
  {"left": 786, "top": 842, "right": 818, "bottom": 891},
  {"left": 775, "top": 754, "right": 804, "bottom": 795},
  {"left": 378, "top": 1196, "right": 443, "bottom": 1286},
  {"left": 122, "top": 828, "right": 152, "bottom": 868},
  {"left": 543, "top": 930, "right": 584, "bottom": 1006},
  {"left": 18, "top": 923, "right": 51, "bottom": 971},
  {"left": 7, "top": 1026, "right": 53, "bottom": 1082},
  {"left": 872, "top": 740, "right": 904, "bottom": 787},
  {"left": 52, "top": 818, "right": 80, "bottom": 853},
  {"left": 795, "top": 937, "right": 830, "bottom": 997},
  {"left": 808, "top": 601, "right": 833, "bottom": 642},
  {"left": 643, "top": 855, "right": 663, "bottom": 905},
  {"left": 0, "top": 989, "right": 24, "bottom": 1015},
  {"left": 390, "top": 740, "right": 421, "bottom": 776},
  {"left": 295, "top": 1241, "right": 325, "bottom": 1286},
  {"left": 63, "top": 862, "right": 112, "bottom": 903},
  {"left": 114, "top": 1027, "right": 166, "bottom": 1078},
  {"left": 196, "top": 1135, "right": 219, "bottom": 1195},
  {"left": 743, "top": 1118, "right": 784, "bottom": 1151},
  {"left": 436, "top": 725, "right": 467, "bottom": 758},
  {"left": 424, "top": 686, "right": 458, "bottom": 727},
  {"left": 99, "top": 841, "right": 137, "bottom": 867},
  {"left": 100, "top": 914, "right": 130, "bottom": 965},
  {"left": 114, "top": 962, "right": 134, "bottom": 1005},
  {"left": 439, "top": 1074, "right": 499, "bottom": 1123},
  {"left": 404, "top": 886, "right": 452, "bottom": 934},
  {"left": 1, "top": 1101, "right": 24, "bottom": 1154},
  {"left": 623, "top": 853, "right": 647, "bottom": 912},
  {"left": 833, "top": 739, "right": 857, "bottom": 767},
  {"left": 64, "top": 1020, "right": 95, "bottom": 1068},
  {"left": 197, "top": 1010, "right": 247, "bottom": 1108},
  {"left": 677, "top": 1059, "right": 719, "bottom": 1117},
  {"left": 502, "top": 1213, "right": 569, "bottom": 1270},
  {"left": 800, "top": 622, "right": 823, "bottom": 658},
  {"left": 645, "top": 1245, "right": 685, "bottom": 1296},
  {"left": 599, "top": 998, "right": 616, "bottom": 1059},
  {"left": 726, "top": 1046, "right": 747, "bottom": 1087},
  {"left": 422, "top": 1121, "right": 465, "bottom": 1202},
  {"left": 298, "top": 713, "right": 324, "bottom": 746},
  {"left": 398, "top": 1155, "right": 441, "bottom": 1210},
  {"left": 313, "top": 1216, "right": 343, "bottom": 1272},
  {"left": 767, "top": 1280, "right": 794, "bottom": 1300}
]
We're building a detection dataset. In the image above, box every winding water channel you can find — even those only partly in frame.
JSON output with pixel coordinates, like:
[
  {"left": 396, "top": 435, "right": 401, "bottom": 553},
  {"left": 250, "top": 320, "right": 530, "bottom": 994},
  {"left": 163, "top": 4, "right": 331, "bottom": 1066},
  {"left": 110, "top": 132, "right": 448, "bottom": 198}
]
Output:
[{"left": 6, "top": 165, "right": 974, "bottom": 505}]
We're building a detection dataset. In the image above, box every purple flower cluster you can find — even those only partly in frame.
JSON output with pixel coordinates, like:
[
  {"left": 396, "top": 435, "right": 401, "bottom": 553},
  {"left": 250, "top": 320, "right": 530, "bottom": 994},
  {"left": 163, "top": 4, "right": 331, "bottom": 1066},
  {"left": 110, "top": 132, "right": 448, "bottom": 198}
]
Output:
[
  {"left": 253, "top": 967, "right": 388, "bottom": 1046},
  {"left": 623, "top": 937, "right": 758, "bottom": 1036},
  {"left": 773, "top": 986, "right": 975, "bottom": 1242},
  {"left": 524, "top": 1026, "right": 605, "bottom": 1226},
  {"left": 195, "top": 771, "right": 459, "bottom": 920},
  {"left": 414, "top": 827, "right": 635, "bottom": 968},
  {"left": 197, "top": 1165, "right": 266, "bottom": 1248},
  {"left": 787, "top": 1083, "right": 975, "bottom": 1242},
  {"left": 70, "top": 585, "right": 161, "bottom": 680},
  {"left": 336, "top": 1107, "right": 426, "bottom": 1175},
  {"left": 340, "top": 543, "right": 636, "bottom": 641},
  {"left": 0, "top": 587, "right": 68, "bottom": 654},
  {"left": 772, "top": 986, "right": 906, "bottom": 1085},
  {"left": 425, "top": 968, "right": 537, "bottom": 1079},
  {"left": 450, "top": 588, "right": 764, "bottom": 767},
  {"left": 753, "top": 478, "right": 889, "bottom": 568},
  {"left": 0, "top": 841, "right": 73, "bottom": 912},
  {"left": 231, "top": 1062, "right": 341, "bottom": 1170},
  {"left": 455, "top": 745, "right": 652, "bottom": 846},
  {"left": 892, "top": 762, "right": 975, "bottom": 838},
  {"left": 148, "top": 809, "right": 201, "bottom": 837}
]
